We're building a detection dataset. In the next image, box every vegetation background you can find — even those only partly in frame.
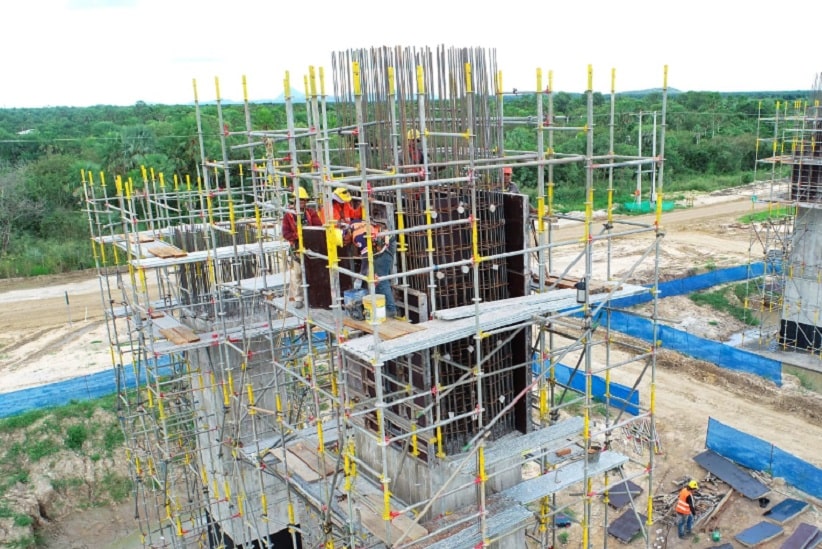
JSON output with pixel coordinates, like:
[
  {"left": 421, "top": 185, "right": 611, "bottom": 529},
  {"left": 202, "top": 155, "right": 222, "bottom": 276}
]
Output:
[{"left": 0, "top": 90, "right": 799, "bottom": 278}]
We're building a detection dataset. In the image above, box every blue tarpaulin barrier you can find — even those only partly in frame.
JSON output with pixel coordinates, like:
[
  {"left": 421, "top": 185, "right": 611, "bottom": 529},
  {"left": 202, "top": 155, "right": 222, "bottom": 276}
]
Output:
[
  {"left": 532, "top": 359, "right": 641, "bottom": 416},
  {"left": 610, "top": 263, "right": 765, "bottom": 309},
  {"left": 0, "top": 329, "right": 327, "bottom": 419},
  {"left": 0, "top": 356, "right": 173, "bottom": 418},
  {"left": 605, "top": 310, "right": 782, "bottom": 385},
  {"left": 706, "top": 418, "right": 822, "bottom": 500}
]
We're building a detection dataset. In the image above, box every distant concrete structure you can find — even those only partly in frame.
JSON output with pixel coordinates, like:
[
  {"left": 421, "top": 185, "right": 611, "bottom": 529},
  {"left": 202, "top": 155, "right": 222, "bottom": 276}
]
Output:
[{"left": 752, "top": 74, "right": 822, "bottom": 355}]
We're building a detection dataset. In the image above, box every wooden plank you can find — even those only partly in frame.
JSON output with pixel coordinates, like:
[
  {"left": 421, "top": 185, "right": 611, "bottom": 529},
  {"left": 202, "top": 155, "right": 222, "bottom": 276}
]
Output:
[
  {"left": 159, "top": 327, "right": 201, "bottom": 345},
  {"left": 343, "top": 317, "right": 426, "bottom": 340},
  {"left": 545, "top": 273, "right": 580, "bottom": 289},
  {"left": 287, "top": 441, "right": 337, "bottom": 477},
  {"left": 265, "top": 448, "right": 320, "bottom": 482},
  {"left": 354, "top": 493, "right": 427, "bottom": 545},
  {"left": 173, "top": 326, "right": 200, "bottom": 343},
  {"left": 147, "top": 242, "right": 188, "bottom": 258},
  {"left": 128, "top": 233, "right": 156, "bottom": 243}
]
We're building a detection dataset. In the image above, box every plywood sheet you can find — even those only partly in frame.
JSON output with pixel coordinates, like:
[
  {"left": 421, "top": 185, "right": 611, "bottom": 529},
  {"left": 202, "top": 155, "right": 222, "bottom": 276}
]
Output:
[
  {"left": 736, "top": 521, "right": 784, "bottom": 547},
  {"left": 779, "top": 523, "right": 820, "bottom": 549},
  {"left": 765, "top": 498, "right": 809, "bottom": 524},
  {"left": 607, "top": 509, "right": 647, "bottom": 543},
  {"left": 694, "top": 450, "right": 770, "bottom": 499}
]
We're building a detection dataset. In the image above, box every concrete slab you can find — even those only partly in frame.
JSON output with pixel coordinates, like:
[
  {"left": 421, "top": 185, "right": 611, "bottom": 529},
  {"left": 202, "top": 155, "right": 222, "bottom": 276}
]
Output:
[{"left": 694, "top": 450, "right": 770, "bottom": 499}]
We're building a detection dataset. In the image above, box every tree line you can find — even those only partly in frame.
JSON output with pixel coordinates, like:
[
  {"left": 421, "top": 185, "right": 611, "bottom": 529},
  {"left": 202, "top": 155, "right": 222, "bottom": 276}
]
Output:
[{"left": 0, "top": 90, "right": 803, "bottom": 278}]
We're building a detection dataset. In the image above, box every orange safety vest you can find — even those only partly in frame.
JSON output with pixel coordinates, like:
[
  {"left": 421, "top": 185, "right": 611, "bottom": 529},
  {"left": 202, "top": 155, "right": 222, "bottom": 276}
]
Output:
[
  {"left": 675, "top": 488, "right": 692, "bottom": 515},
  {"left": 351, "top": 221, "right": 389, "bottom": 256}
]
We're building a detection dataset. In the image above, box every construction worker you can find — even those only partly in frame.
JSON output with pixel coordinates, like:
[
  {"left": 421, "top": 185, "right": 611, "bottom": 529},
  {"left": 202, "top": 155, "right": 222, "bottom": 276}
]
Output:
[
  {"left": 321, "top": 187, "right": 361, "bottom": 226},
  {"left": 347, "top": 220, "right": 397, "bottom": 318},
  {"left": 406, "top": 129, "right": 425, "bottom": 166},
  {"left": 676, "top": 480, "right": 698, "bottom": 538},
  {"left": 502, "top": 166, "right": 520, "bottom": 193},
  {"left": 281, "top": 187, "right": 322, "bottom": 309}
]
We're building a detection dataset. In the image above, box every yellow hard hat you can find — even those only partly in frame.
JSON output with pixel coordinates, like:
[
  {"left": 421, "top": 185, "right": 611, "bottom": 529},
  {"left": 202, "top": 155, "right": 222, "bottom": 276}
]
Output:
[
  {"left": 407, "top": 129, "right": 420, "bottom": 140},
  {"left": 687, "top": 480, "right": 699, "bottom": 490},
  {"left": 295, "top": 187, "right": 309, "bottom": 200},
  {"left": 333, "top": 187, "right": 352, "bottom": 203}
]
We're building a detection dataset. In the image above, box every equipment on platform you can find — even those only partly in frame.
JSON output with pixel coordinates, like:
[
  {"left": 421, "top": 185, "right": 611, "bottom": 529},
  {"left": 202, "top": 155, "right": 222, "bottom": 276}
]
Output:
[{"left": 344, "top": 289, "right": 367, "bottom": 321}]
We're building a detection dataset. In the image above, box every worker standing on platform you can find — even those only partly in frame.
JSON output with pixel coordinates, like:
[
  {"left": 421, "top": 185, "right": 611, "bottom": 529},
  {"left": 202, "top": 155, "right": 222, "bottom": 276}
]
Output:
[
  {"left": 502, "top": 166, "right": 520, "bottom": 193},
  {"left": 347, "top": 220, "right": 397, "bottom": 319},
  {"left": 676, "top": 480, "right": 698, "bottom": 538},
  {"left": 282, "top": 187, "right": 322, "bottom": 309}
]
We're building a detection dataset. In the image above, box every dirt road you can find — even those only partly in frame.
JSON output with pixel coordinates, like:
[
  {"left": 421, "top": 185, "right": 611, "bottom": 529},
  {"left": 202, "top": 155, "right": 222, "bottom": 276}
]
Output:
[{"left": 0, "top": 194, "right": 763, "bottom": 394}]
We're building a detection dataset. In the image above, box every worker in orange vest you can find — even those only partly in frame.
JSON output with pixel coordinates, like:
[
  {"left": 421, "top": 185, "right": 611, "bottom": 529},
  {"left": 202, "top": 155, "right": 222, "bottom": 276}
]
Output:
[
  {"left": 321, "top": 187, "right": 363, "bottom": 226},
  {"left": 676, "top": 480, "right": 698, "bottom": 538}
]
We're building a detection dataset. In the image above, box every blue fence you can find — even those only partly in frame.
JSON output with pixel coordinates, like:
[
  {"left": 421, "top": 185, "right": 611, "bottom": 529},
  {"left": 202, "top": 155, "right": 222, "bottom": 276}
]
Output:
[
  {"left": 604, "top": 310, "right": 783, "bottom": 385},
  {"left": 532, "top": 359, "right": 641, "bottom": 415},
  {"left": 0, "top": 331, "right": 327, "bottom": 419},
  {"left": 706, "top": 417, "right": 822, "bottom": 500},
  {"left": 0, "top": 356, "right": 173, "bottom": 418},
  {"left": 610, "top": 263, "right": 765, "bottom": 309}
]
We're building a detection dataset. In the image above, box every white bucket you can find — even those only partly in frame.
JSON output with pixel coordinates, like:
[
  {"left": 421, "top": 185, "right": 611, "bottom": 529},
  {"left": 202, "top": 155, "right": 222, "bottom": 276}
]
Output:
[{"left": 363, "top": 294, "right": 386, "bottom": 323}]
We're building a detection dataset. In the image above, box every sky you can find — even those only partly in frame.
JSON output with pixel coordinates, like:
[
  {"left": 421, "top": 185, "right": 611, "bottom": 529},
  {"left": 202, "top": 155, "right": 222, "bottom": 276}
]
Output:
[{"left": 3, "top": 0, "right": 820, "bottom": 108}]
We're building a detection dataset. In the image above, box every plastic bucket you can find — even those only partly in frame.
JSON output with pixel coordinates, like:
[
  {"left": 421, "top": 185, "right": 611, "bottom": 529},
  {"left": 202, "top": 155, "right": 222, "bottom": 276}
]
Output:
[
  {"left": 363, "top": 294, "right": 386, "bottom": 323},
  {"left": 586, "top": 444, "right": 602, "bottom": 464}
]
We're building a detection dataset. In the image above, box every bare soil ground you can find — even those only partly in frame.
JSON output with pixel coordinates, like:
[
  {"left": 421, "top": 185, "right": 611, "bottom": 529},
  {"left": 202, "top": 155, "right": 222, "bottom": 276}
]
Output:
[{"left": 1, "top": 183, "right": 821, "bottom": 548}]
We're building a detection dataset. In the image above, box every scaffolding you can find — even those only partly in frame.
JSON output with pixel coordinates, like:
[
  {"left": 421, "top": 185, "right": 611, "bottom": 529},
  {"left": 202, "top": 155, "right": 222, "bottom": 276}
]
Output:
[
  {"left": 85, "top": 45, "right": 670, "bottom": 548},
  {"left": 748, "top": 74, "right": 822, "bottom": 358}
]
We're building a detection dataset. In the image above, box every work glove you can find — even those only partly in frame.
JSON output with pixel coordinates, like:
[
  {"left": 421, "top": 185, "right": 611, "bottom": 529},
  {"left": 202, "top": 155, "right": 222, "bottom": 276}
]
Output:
[{"left": 352, "top": 278, "right": 362, "bottom": 290}]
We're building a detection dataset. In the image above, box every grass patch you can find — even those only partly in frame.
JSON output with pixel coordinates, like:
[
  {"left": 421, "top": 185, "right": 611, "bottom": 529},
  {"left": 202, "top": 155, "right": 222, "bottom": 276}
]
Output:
[
  {"left": 51, "top": 477, "right": 84, "bottom": 494},
  {"left": 102, "top": 422, "right": 125, "bottom": 456},
  {"left": 13, "top": 514, "right": 33, "bottom": 527},
  {"left": 0, "top": 410, "right": 47, "bottom": 434},
  {"left": 25, "top": 438, "right": 60, "bottom": 462},
  {"left": 100, "top": 472, "right": 132, "bottom": 503},
  {"left": 65, "top": 424, "right": 89, "bottom": 451},
  {"left": 690, "top": 282, "right": 759, "bottom": 326},
  {"left": 739, "top": 205, "right": 795, "bottom": 223}
]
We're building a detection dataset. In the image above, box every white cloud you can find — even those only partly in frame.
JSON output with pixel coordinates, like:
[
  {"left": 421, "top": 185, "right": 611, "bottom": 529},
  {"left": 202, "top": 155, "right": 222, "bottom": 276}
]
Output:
[{"left": 2, "top": 0, "right": 819, "bottom": 107}]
